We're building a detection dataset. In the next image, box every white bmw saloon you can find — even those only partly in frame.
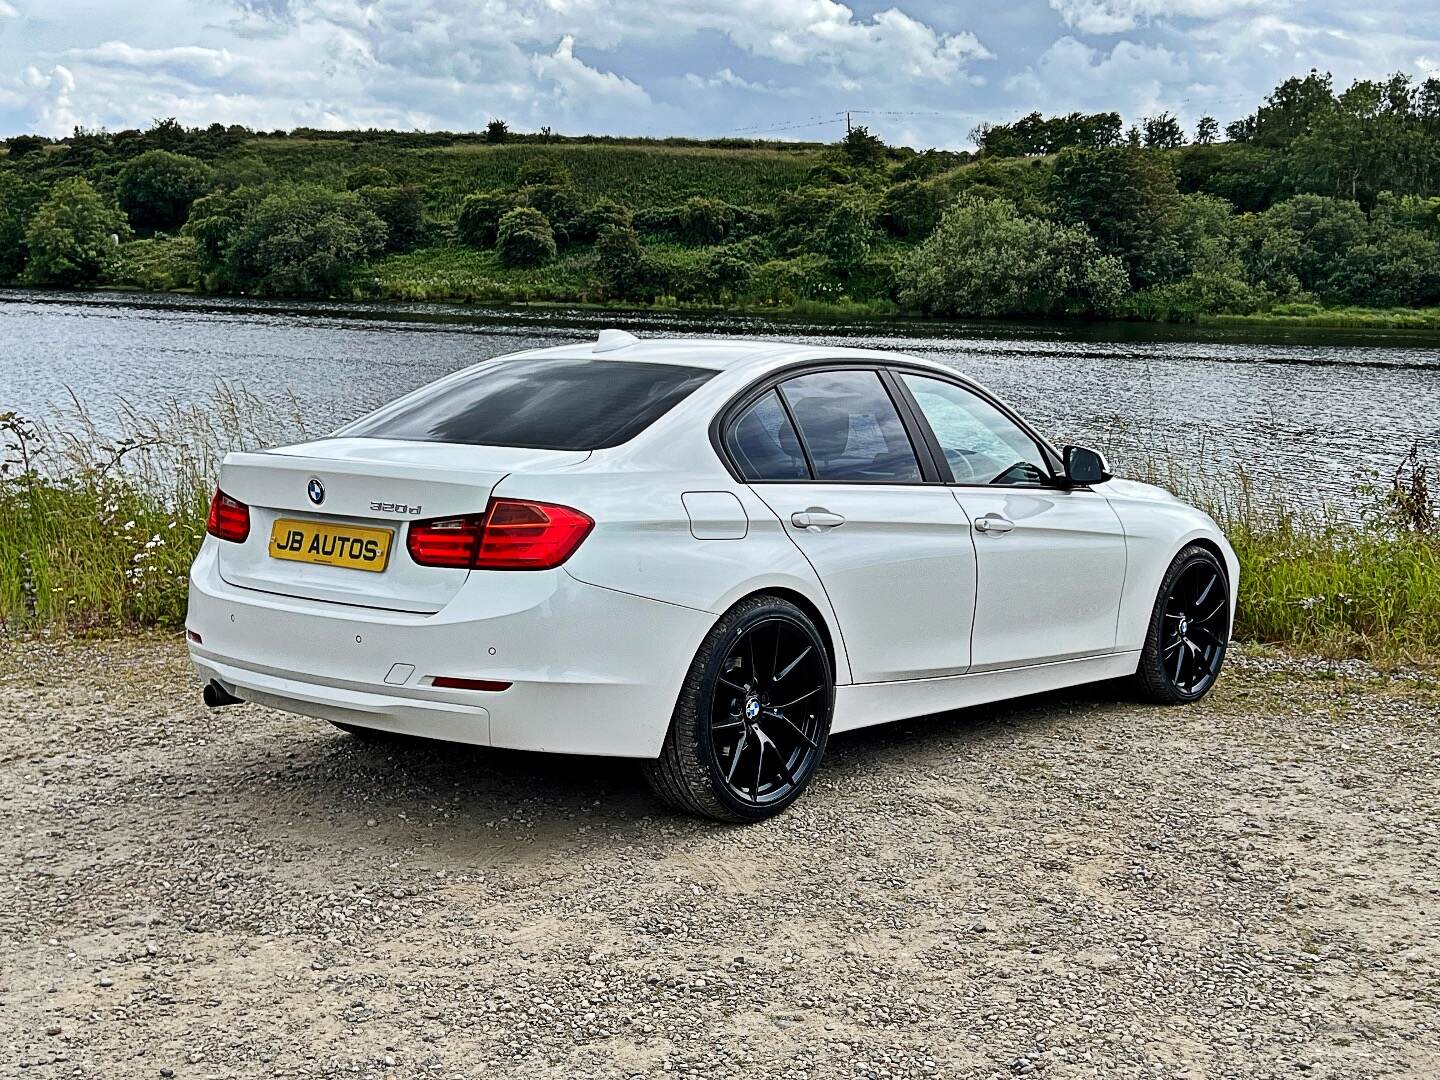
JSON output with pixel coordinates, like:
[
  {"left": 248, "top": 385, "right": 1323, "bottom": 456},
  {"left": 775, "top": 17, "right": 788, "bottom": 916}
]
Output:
[{"left": 188, "top": 330, "right": 1238, "bottom": 821}]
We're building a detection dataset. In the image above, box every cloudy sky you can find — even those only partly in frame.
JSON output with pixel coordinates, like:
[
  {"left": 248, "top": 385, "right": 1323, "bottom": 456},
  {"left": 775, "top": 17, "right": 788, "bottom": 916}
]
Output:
[{"left": 2, "top": 1, "right": 1437, "bottom": 148}]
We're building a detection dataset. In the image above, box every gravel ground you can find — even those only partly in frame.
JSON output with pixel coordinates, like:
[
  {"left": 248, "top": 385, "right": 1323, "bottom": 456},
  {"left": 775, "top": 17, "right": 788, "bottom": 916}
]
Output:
[{"left": 2, "top": 636, "right": 1438, "bottom": 1080}]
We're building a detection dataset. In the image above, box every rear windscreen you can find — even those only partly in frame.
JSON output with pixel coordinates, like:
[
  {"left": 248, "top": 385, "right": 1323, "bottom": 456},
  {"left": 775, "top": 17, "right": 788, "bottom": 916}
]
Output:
[{"left": 336, "top": 357, "right": 716, "bottom": 451}]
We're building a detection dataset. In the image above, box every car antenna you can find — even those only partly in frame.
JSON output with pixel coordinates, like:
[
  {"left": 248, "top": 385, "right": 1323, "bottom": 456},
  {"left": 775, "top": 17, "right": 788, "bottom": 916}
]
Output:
[{"left": 594, "top": 328, "right": 640, "bottom": 353}]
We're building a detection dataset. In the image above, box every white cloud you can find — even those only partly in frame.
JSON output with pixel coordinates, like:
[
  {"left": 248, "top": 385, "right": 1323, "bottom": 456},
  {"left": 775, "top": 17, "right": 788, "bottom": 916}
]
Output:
[
  {"left": 1006, "top": 36, "right": 1190, "bottom": 120},
  {"left": 530, "top": 35, "right": 648, "bottom": 109},
  {"left": 1048, "top": 0, "right": 1278, "bottom": 34}
]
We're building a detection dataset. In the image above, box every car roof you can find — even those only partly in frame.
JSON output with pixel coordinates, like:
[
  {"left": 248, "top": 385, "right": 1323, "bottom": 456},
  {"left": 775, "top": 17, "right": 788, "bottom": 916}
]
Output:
[{"left": 505, "top": 329, "right": 957, "bottom": 378}]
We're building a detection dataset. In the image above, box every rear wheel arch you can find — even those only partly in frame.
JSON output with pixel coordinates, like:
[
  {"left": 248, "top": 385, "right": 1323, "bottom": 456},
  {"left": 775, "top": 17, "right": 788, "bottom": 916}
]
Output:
[{"left": 729, "top": 586, "right": 841, "bottom": 686}]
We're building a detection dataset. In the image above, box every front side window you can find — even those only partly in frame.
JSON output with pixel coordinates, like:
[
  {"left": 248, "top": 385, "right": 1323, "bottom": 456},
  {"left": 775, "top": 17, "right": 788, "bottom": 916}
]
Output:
[
  {"left": 900, "top": 373, "right": 1051, "bottom": 487},
  {"left": 779, "top": 370, "right": 922, "bottom": 483},
  {"left": 726, "top": 390, "right": 810, "bottom": 481},
  {"left": 337, "top": 357, "right": 715, "bottom": 451}
]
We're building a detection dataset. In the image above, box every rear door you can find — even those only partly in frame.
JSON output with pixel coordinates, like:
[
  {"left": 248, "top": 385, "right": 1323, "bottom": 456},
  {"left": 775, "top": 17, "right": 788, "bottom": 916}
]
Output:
[
  {"left": 894, "top": 371, "right": 1126, "bottom": 671},
  {"left": 729, "top": 368, "right": 977, "bottom": 684}
]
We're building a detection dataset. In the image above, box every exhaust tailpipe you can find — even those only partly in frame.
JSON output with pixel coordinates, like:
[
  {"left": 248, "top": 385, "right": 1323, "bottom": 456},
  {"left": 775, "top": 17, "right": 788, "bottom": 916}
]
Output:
[{"left": 203, "top": 680, "right": 243, "bottom": 709}]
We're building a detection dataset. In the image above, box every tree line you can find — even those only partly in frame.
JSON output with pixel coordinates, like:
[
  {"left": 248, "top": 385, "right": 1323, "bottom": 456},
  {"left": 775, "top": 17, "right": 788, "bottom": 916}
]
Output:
[{"left": 2, "top": 69, "right": 1439, "bottom": 320}]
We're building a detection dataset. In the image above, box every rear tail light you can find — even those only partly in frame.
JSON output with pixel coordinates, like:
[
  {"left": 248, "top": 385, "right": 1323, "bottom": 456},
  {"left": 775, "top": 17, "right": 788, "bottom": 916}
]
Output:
[
  {"left": 406, "top": 498, "right": 593, "bottom": 571},
  {"left": 206, "top": 488, "right": 250, "bottom": 543}
]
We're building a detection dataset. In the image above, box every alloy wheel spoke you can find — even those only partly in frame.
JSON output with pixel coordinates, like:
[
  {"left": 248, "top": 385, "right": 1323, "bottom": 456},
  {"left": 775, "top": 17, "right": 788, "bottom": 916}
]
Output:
[
  {"left": 774, "top": 686, "right": 821, "bottom": 710},
  {"left": 764, "top": 709, "right": 818, "bottom": 749},
  {"left": 725, "top": 729, "right": 749, "bottom": 784},
  {"left": 774, "top": 646, "right": 813, "bottom": 684}
]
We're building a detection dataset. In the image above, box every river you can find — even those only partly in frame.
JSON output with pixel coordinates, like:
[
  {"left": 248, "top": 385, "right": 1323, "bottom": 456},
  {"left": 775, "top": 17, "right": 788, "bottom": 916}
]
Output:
[{"left": 4, "top": 288, "right": 1438, "bottom": 509}]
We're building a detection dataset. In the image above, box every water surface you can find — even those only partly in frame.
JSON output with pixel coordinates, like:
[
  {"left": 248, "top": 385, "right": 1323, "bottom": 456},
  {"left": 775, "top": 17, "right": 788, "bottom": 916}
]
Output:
[{"left": 4, "top": 289, "right": 1437, "bottom": 507}]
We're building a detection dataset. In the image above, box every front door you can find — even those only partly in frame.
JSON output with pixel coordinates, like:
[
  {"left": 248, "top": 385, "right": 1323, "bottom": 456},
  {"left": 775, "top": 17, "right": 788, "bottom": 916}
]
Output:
[
  {"left": 895, "top": 371, "right": 1126, "bottom": 672},
  {"left": 726, "top": 370, "right": 977, "bottom": 683}
]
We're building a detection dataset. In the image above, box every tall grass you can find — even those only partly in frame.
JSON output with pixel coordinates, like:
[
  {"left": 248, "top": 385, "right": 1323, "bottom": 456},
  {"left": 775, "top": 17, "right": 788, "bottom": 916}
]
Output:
[
  {"left": 0, "top": 386, "right": 306, "bottom": 631},
  {"left": 3, "top": 391, "right": 1437, "bottom": 667}
]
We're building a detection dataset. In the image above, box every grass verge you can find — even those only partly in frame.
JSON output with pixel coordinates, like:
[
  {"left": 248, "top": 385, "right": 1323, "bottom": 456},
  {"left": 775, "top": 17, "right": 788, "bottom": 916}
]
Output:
[{"left": 3, "top": 394, "right": 1437, "bottom": 667}]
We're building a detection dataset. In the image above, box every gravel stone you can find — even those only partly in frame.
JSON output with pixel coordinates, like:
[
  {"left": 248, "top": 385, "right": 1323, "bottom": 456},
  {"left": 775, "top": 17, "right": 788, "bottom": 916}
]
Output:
[{"left": 1, "top": 635, "right": 1437, "bottom": 1078}]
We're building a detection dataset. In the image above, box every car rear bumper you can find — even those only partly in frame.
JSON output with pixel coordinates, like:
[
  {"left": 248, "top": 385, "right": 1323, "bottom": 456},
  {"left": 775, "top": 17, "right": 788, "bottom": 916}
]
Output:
[{"left": 186, "top": 540, "right": 712, "bottom": 758}]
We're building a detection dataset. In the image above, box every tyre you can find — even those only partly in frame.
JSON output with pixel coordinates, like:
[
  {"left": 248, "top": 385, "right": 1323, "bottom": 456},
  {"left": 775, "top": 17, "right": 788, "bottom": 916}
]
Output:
[
  {"left": 1135, "top": 544, "right": 1231, "bottom": 704},
  {"left": 644, "top": 594, "right": 834, "bottom": 823}
]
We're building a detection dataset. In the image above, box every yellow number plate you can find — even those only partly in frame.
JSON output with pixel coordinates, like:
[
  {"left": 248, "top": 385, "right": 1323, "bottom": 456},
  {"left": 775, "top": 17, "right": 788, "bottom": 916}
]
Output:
[{"left": 269, "top": 519, "right": 394, "bottom": 573}]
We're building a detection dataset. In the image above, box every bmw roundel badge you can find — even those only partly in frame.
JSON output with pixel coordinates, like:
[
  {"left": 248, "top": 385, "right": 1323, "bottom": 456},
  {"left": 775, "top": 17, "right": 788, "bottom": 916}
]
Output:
[{"left": 307, "top": 477, "right": 325, "bottom": 505}]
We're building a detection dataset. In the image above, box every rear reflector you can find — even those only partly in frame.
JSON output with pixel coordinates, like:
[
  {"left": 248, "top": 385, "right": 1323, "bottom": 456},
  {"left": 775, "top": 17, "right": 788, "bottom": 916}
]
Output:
[
  {"left": 205, "top": 488, "right": 251, "bottom": 543},
  {"left": 431, "top": 676, "right": 512, "bottom": 692},
  {"left": 407, "top": 498, "right": 593, "bottom": 571}
]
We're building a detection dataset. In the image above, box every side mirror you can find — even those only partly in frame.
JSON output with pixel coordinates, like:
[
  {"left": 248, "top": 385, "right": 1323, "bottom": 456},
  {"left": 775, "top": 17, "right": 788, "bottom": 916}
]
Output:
[{"left": 1063, "top": 445, "right": 1111, "bottom": 487}]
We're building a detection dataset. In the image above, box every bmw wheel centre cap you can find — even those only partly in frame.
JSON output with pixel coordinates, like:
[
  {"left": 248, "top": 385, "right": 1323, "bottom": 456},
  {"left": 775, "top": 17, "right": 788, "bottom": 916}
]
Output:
[{"left": 307, "top": 477, "right": 325, "bottom": 505}]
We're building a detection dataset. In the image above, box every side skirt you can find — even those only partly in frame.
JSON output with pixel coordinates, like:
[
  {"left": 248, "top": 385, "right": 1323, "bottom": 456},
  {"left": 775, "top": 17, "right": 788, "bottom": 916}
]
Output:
[{"left": 832, "top": 651, "right": 1141, "bottom": 734}]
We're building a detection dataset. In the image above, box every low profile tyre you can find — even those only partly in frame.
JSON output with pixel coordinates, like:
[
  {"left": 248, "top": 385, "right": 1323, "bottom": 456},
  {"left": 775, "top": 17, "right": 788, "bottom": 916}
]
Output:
[
  {"left": 1135, "top": 544, "right": 1231, "bottom": 705},
  {"left": 644, "top": 595, "right": 834, "bottom": 823}
]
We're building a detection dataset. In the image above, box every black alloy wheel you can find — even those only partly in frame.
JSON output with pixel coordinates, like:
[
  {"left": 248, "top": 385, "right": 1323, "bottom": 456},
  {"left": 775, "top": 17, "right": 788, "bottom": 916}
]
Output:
[
  {"left": 645, "top": 595, "right": 834, "bottom": 822},
  {"left": 1136, "top": 545, "right": 1230, "bottom": 704},
  {"left": 709, "top": 616, "right": 828, "bottom": 808}
]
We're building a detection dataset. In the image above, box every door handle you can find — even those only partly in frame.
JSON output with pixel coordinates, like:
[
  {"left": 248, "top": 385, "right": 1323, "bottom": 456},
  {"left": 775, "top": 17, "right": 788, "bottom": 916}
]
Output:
[
  {"left": 791, "top": 508, "right": 846, "bottom": 531},
  {"left": 973, "top": 513, "right": 1015, "bottom": 536}
]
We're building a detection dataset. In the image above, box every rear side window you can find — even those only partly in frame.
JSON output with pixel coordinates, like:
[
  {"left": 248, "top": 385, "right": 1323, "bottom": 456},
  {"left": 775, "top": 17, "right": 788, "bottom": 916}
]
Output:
[
  {"left": 779, "top": 370, "right": 922, "bottom": 483},
  {"left": 726, "top": 390, "right": 810, "bottom": 481},
  {"left": 338, "top": 357, "right": 715, "bottom": 451}
]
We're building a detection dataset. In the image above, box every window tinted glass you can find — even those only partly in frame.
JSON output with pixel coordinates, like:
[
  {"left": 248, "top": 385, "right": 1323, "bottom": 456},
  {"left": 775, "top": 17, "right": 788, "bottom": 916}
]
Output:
[
  {"left": 726, "top": 390, "right": 810, "bottom": 481},
  {"left": 338, "top": 357, "right": 715, "bottom": 451},
  {"left": 901, "top": 374, "right": 1050, "bottom": 487},
  {"left": 779, "top": 370, "right": 921, "bottom": 483}
]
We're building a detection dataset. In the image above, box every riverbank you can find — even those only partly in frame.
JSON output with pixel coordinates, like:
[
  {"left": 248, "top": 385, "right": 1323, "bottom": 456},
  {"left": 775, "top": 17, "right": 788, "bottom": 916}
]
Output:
[
  {"left": 4, "top": 634, "right": 1437, "bottom": 1077},
  {"left": 88, "top": 247, "right": 1440, "bottom": 331}
]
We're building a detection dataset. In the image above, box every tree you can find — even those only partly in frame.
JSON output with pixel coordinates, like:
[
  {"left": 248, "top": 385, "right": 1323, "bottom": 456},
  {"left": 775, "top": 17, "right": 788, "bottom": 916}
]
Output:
[
  {"left": 0, "top": 174, "right": 43, "bottom": 280},
  {"left": 21, "top": 178, "right": 129, "bottom": 287},
  {"left": 183, "top": 187, "right": 262, "bottom": 286},
  {"left": 1048, "top": 146, "right": 1182, "bottom": 287},
  {"left": 455, "top": 190, "right": 516, "bottom": 248},
  {"left": 1239, "top": 70, "right": 1336, "bottom": 148},
  {"left": 358, "top": 185, "right": 425, "bottom": 252},
  {"left": 224, "top": 184, "right": 386, "bottom": 296},
  {"left": 1237, "top": 194, "right": 1370, "bottom": 302},
  {"left": 1195, "top": 116, "right": 1219, "bottom": 145},
  {"left": 495, "top": 206, "right": 556, "bottom": 267},
  {"left": 485, "top": 119, "right": 509, "bottom": 144},
  {"left": 117, "top": 150, "right": 215, "bottom": 232},
  {"left": 1143, "top": 113, "right": 1185, "bottom": 150},
  {"left": 5, "top": 134, "right": 47, "bottom": 158},
  {"left": 838, "top": 125, "right": 886, "bottom": 169},
  {"left": 899, "top": 196, "right": 1128, "bottom": 317}
]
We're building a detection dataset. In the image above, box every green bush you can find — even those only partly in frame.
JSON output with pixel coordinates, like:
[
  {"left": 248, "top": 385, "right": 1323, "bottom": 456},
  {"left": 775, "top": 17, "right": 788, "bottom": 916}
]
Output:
[
  {"left": 0, "top": 173, "right": 44, "bottom": 280},
  {"left": 744, "top": 254, "right": 840, "bottom": 305},
  {"left": 519, "top": 183, "right": 583, "bottom": 243},
  {"left": 495, "top": 206, "right": 556, "bottom": 267},
  {"left": 116, "top": 150, "right": 215, "bottom": 233},
  {"left": 899, "top": 196, "right": 1129, "bottom": 317},
  {"left": 358, "top": 185, "right": 425, "bottom": 252},
  {"left": 572, "top": 199, "right": 633, "bottom": 243},
  {"left": 881, "top": 180, "right": 944, "bottom": 238},
  {"left": 593, "top": 224, "right": 672, "bottom": 300},
  {"left": 182, "top": 187, "right": 262, "bottom": 288},
  {"left": 454, "top": 189, "right": 516, "bottom": 248},
  {"left": 109, "top": 235, "right": 201, "bottom": 291},
  {"left": 1128, "top": 271, "right": 1272, "bottom": 320},
  {"left": 345, "top": 165, "right": 394, "bottom": 190},
  {"left": 225, "top": 184, "right": 387, "bottom": 296},
  {"left": 22, "top": 178, "right": 129, "bottom": 287},
  {"left": 677, "top": 196, "right": 734, "bottom": 244}
]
